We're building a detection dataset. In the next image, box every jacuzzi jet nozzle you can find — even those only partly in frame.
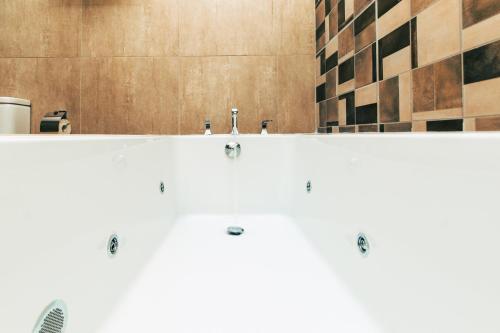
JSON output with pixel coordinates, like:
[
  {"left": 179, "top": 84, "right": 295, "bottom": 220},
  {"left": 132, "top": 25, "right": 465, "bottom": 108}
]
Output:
[{"left": 227, "top": 226, "right": 245, "bottom": 236}]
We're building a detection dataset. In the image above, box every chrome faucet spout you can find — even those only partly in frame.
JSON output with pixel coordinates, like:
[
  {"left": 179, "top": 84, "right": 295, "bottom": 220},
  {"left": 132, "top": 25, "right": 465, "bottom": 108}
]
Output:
[{"left": 231, "top": 107, "right": 239, "bottom": 135}]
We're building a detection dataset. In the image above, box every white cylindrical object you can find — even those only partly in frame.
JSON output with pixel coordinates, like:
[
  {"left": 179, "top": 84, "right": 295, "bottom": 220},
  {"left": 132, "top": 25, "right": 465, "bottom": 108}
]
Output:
[{"left": 0, "top": 97, "right": 31, "bottom": 134}]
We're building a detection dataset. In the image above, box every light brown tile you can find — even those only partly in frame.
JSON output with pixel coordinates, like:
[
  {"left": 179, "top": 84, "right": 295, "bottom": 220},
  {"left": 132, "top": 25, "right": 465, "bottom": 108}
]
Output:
[
  {"left": 217, "top": 0, "right": 276, "bottom": 55},
  {"left": 179, "top": 0, "right": 218, "bottom": 56},
  {"left": 355, "top": 22, "right": 376, "bottom": 52},
  {"left": 416, "top": 0, "right": 461, "bottom": 66},
  {"left": 464, "top": 77, "right": 500, "bottom": 117},
  {"left": 0, "top": 58, "right": 37, "bottom": 102},
  {"left": 83, "top": 0, "right": 178, "bottom": 57},
  {"left": 475, "top": 116, "right": 500, "bottom": 131},
  {"left": 229, "top": 57, "right": 277, "bottom": 133},
  {"left": 278, "top": 55, "right": 315, "bottom": 133},
  {"left": 152, "top": 58, "right": 180, "bottom": 135},
  {"left": 412, "top": 120, "right": 426, "bottom": 131},
  {"left": 179, "top": 57, "right": 231, "bottom": 134},
  {"left": 377, "top": 0, "right": 410, "bottom": 38},
  {"left": 0, "top": 0, "right": 81, "bottom": 57},
  {"left": 35, "top": 58, "right": 81, "bottom": 134},
  {"left": 329, "top": 7, "right": 339, "bottom": 40},
  {"left": 81, "top": 57, "right": 157, "bottom": 134}
]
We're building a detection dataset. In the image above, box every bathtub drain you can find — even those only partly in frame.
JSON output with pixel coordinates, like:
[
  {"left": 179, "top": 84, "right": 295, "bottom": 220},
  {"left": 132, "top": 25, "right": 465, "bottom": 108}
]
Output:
[{"left": 227, "top": 226, "right": 245, "bottom": 236}]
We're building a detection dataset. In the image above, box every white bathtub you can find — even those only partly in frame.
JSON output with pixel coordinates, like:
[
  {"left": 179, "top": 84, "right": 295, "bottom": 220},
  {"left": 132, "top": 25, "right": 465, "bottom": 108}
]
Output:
[{"left": 1, "top": 134, "right": 500, "bottom": 333}]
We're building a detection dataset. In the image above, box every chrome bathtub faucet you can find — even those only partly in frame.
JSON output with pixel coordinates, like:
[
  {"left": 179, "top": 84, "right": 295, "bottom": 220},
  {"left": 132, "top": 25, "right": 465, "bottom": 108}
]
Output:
[{"left": 231, "top": 107, "right": 239, "bottom": 135}]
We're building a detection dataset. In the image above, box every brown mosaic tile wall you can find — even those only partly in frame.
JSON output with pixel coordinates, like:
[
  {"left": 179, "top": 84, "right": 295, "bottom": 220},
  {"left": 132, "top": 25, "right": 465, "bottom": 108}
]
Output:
[
  {"left": 315, "top": 0, "right": 500, "bottom": 133},
  {"left": 0, "top": 0, "right": 316, "bottom": 134}
]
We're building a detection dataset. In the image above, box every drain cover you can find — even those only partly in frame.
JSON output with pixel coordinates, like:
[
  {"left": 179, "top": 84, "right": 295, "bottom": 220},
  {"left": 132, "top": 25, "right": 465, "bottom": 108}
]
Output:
[
  {"left": 227, "top": 226, "right": 244, "bottom": 236},
  {"left": 33, "top": 300, "right": 67, "bottom": 333}
]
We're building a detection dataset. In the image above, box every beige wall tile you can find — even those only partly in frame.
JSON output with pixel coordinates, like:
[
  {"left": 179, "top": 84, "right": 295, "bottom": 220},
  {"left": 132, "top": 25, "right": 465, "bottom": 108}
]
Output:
[
  {"left": 278, "top": 55, "right": 315, "bottom": 133},
  {"left": 277, "top": 0, "right": 315, "bottom": 55},
  {"left": 398, "top": 71, "right": 411, "bottom": 122},
  {"left": 81, "top": 57, "right": 158, "bottom": 134},
  {"left": 229, "top": 56, "right": 277, "bottom": 133},
  {"left": 83, "top": 0, "right": 179, "bottom": 57},
  {"left": 464, "top": 77, "right": 500, "bottom": 117},
  {"left": 0, "top": 0, "right": 81, "bottom": 57},
  {"left": 152, "top": 58, "right": 180, "bottom": 135},
  {"left": 179, "top": 0, "right": 218, "bottom": 56},
  {"left": 416, "top": 0, "right": 461, "bottom": 67},
  {"left": 382, "top": 46, "right": 411, "bottom": 80},
  {"left": 355, "top": 83, "right": 377, "bottom": 106},
  {"left": 217, "top": 0, "right": 276, "bottom": 55},
  {"left": 0, "top": 58, "right": 80, "bottom": 134},
  {"left": 412, "top": 108, "right": 462, "bottom": 120},
  {"left": 180, "top": 57, "right": 231, "bottom": 134}
]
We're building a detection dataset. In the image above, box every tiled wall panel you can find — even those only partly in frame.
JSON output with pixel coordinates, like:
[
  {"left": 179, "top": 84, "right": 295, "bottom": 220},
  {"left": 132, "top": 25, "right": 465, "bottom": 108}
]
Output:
[
  {"left": 316, "top": 0, "right": 500, "bottom": 133},
  {"left": 0, "top": 0, "right": 316, "bottom": 134}
]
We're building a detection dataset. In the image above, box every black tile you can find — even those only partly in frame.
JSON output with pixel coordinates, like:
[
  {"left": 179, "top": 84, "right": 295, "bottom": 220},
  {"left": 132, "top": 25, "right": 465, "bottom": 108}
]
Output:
[
  {"left": 355, "top": 103, "right": 378, "bottom": 124},
  {"left": 326, "top": 126, "right": 333, "bottom": 133},
  {"left": 319, "top": 50, "right": 326, "bottom": 75},
  {"left": 340, "top": 92, "right": 355, "bottom": 125},
  {"left": 317, "top": 127, "right": 328, "bottom": 133},
  {"left": 378, "top": 0, "right": 402, "bottom": 17},
  {"left": 354, "top": 3, "right": 375, "bottom": 35},
  {"left": 316, "top": 83, "right": 326, "bottom": 102},
  {"left": 371, "top": 43, "right": 377, "bottom": 83},
  {"left": 411, "top": 18, "right": 418, "bottom": 69},
  {"left": 339, "top": 57, "right": 354, "bottom": 84},
  {"left": 426, "top": 119, "right": 463, "bottom": 131},
  {"left": 378, "top": 22, "right": 410, "bottom": 80},
  {"left": 464, "top": 40, "right": 500, "bottom": 85},
  {"left": 325, "top": 0, "right": 332, "bottom": 15},
  {"left": 316, "top": 22, "right": 325, "bottom": 41},
  {"left": 326, "top": 52, "right": 338, "bottom": 72}
]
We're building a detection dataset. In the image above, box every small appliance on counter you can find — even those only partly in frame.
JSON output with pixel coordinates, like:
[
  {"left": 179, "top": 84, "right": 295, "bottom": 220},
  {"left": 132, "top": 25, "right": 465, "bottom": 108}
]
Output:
[
  {"left": 40, "top": 110, "right": 71, "bottom": 134},
  {"left": 0, "top": 97, "right": 31, "bottom": 134}
]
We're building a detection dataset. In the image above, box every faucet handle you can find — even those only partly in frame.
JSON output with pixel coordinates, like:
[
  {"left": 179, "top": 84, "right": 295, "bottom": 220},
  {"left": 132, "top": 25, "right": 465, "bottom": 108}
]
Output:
[
  {"left": 231, "top": 107, "right": 238, "bottom": 115},
  {"left": 261, "top": 119, "right": 273, "bottom": 135},
  {"left": 204, "top": 119, "right": 212, "bottom": 135}
]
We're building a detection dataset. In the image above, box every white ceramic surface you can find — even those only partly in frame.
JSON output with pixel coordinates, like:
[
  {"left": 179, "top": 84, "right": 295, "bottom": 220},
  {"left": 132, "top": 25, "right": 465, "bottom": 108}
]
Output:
[{"left": 1, "top": 134, "right": 499, "bottom": 332}]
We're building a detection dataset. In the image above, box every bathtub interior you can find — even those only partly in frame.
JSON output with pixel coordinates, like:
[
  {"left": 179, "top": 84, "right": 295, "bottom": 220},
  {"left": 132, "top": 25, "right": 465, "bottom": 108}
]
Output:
[{"left": 1, "top": 134, "right": 500, "bottom": 333}]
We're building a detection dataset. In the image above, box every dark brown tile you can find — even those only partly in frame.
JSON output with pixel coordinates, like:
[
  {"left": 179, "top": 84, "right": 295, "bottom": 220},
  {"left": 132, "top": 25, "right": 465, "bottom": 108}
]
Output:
[
  {"left": 338, "top": 23, "right": 354, "bottom": 60},
  {"left": 355, "top": 43, "right": 376, "bottom": 88},
  {"left": 379, "top": 76, "right": 399, "bottom": 122},
  {"left": 319, "top": 101, "right": 328, "bottom": 126},
  {"left": 327, "top": 97, "right": 339, "bottom": 126},
  {"left": 355, "top": 0, "right": 373, "bottom": 15},
  {"left": 358, "top": 124, "right": 378, "bottom": 132},
  {"left": 435, "top": 55, "right": 462, "bottom": 110},
  {"left": 340, "top": 125, "right": 356, "bottom": 132},
  {"left": 463, "top": 0, "right": 500, "bottom": 28},
  {"left": 380, "top": 122, "right": 412, "bottom": 132},
  {"left": 326, "top": 68, "right": 337, "bottom": 99},
  {"left": 329, "top": 7, "right": 339, "bottom": 39},
  {"left": 412, "top": 65, "right": 434, "bottom": 112}
]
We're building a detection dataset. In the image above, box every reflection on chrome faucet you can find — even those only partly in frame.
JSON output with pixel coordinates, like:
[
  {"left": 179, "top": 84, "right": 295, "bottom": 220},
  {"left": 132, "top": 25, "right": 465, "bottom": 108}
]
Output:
[{"left": 231, "top": 108, "right": 239, "bottom": 135}]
